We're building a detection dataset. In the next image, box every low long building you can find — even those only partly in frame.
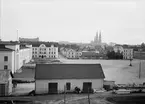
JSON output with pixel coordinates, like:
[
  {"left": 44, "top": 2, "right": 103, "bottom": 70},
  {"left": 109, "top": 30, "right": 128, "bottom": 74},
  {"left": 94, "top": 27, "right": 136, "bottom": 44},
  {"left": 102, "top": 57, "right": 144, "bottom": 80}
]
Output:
[
  {"left": 35, "top": 64, "right": 105, "bottom": 94},
  {"left": 134, "top": 51, "right": 145, "bottom": 59}
]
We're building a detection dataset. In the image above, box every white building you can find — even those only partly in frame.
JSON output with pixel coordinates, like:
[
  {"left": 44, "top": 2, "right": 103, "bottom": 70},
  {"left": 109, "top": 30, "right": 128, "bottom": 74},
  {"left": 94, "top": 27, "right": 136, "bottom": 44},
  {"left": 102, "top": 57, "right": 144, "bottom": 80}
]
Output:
[
  {"left": 0, "top": 41, "right": 32, "bottom": 73},
  {"left": 123, "top": 48, "right": 133, "bottom": 59},
  {"left": 32, "top": 44, "right": 58, "bottom": 59},
  {"left": 35, "top": 64, "right": 105, "bottom": 94},
  {"left": 60, "top": 48, "right": 82, "bottom": 59}
]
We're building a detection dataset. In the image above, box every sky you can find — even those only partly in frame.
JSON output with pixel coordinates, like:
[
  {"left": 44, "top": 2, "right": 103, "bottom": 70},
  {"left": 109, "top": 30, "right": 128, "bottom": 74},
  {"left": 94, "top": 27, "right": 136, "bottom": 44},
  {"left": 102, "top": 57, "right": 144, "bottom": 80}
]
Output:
[{"left": 0, "top": 0, "right": 145, "bottom": 45}]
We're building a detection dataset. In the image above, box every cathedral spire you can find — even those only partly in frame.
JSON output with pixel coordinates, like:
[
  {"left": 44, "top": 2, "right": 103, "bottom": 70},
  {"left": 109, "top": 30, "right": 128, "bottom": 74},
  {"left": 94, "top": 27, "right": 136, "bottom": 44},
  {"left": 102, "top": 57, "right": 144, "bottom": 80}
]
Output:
[
  {"left": 99, "top": 30, "right": 102, "bottom": 44},
  {"left": 94, "top": 31, "right": 98, "bottom": 43}
]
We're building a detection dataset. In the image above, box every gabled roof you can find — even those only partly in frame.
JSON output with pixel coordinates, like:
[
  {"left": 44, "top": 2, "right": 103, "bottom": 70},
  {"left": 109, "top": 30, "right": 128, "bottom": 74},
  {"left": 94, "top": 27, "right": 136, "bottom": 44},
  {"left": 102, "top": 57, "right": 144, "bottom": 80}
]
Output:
[{"left": 35, "top": 64, "right": 105, "bottom": 80}]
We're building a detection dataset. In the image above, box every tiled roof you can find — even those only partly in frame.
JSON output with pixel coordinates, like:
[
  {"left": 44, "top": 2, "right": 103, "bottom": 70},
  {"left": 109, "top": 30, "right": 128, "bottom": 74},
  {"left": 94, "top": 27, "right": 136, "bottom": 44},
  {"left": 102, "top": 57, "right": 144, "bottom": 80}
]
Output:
[{"left": 35, "top": 64, "right": 105, "bottom": 80}]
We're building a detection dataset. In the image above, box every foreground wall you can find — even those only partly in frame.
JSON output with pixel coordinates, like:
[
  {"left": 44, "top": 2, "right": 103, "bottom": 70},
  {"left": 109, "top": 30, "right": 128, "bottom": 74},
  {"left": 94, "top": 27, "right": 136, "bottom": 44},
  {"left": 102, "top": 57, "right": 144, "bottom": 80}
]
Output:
[{"left": 35, "top": 79, "right": 104, "bottom": 94}]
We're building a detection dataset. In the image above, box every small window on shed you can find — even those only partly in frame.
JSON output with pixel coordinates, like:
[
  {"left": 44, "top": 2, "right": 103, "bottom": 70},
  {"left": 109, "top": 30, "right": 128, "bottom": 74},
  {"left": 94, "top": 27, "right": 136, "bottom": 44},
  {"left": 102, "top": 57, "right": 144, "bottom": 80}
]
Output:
[
  {"left": 4, "top": 65, "right": 8, "bottom": 70},
  {"left": 66, "top": 82, "right": 71, "bottom": 90}
]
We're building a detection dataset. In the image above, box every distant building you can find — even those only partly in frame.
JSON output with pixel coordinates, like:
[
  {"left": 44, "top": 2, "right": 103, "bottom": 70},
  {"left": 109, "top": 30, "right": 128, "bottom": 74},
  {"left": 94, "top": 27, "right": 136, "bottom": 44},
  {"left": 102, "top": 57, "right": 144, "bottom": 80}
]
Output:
[
  {"left": 91, "top": 31, "right": 102, "bottom": 46},
  {"left": 0, "top": 41, "right": 32, "bottom": 73},
  {"left": 123, "top": 48, "right": 133, "bottom": 59},
  {"left": 109, "top": 42, "right": 116, "bottom": 46},
  {"left": 61, "top": 48, "right": 82, "bottom": 59},
  {"left": 35, "top": 64, "right": 105, "bottom": 94},
  {"left": 81, "top": 51, "right": 103, "bottom": 59},
  {"left": 19, "top": 37, "right": 39, "bottom": 42},
  {"left": 113, "top": 45, "right": 124, "bottom": 53},
  {"left": 134, "top": 51, "right": 145, "bottom": 59},
  {"left": 32, "top": 44, "right": 58, "bottom": 59}
]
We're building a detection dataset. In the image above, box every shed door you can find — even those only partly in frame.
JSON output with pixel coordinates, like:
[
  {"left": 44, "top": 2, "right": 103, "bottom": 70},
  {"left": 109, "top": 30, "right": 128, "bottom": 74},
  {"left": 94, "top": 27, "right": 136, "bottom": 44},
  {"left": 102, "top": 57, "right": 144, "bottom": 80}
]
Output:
[
  {"left": 0, "top": 84, "right": 5, "bottom": 96},
  {"left": 83, "top": 82, "right": 92, "bottom": 93},
  {"left": 48, "top": 83, "right": 58, "bottom": 94}
]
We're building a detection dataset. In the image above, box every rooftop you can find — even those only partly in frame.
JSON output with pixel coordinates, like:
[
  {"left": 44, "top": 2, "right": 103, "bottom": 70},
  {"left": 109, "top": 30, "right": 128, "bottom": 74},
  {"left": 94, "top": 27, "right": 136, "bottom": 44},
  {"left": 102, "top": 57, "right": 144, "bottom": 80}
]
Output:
[
  {"left": 0, "top": 41, "right": 20, "bottom": 45},
  {"left": 35, "top": 63, "right": 105, "bottom": 80},
  {"left": 0, "top": 45, "right": 14, "bottom": 51}
]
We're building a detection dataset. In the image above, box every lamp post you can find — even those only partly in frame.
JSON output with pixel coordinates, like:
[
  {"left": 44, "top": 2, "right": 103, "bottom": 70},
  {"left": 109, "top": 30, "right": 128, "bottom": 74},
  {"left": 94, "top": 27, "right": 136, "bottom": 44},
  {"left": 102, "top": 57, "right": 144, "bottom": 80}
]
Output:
[
  {"left": 129, "top": 49, "right": 132, "bottom": 66},
  {"left": 139, "top": 49, "right": 142, "bottom": 79}
]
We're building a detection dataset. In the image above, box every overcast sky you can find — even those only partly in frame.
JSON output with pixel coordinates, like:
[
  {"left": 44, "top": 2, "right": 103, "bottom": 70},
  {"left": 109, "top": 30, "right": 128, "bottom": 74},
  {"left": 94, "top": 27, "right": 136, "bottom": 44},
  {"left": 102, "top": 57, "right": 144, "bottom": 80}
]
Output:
[{"left": 0, "top": 0, "right": 145, "bottom": 44}]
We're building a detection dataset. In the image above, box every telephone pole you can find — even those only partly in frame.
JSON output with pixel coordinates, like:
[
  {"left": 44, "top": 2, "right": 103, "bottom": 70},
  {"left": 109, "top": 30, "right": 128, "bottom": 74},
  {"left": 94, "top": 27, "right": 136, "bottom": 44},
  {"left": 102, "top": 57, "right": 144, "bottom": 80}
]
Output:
[
  {"left": 64, "top": 85, "right": 66, "bottom": 104},
  {"left": 139, "top": 49, "right": 142, "bottom": 79}
]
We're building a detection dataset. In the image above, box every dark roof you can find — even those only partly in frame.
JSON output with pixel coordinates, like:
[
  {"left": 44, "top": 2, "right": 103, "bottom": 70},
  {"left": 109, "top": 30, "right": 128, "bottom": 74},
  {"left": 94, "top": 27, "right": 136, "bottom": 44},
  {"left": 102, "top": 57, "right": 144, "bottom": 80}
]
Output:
[
  {"left": 0, "top": 45, "right": 14, "bottom": 51},
  {"left": 81, "top": 51, "right": 99, "bottom": 57},
  {"left": 0, "top": 41, "right": 20, "bottom": 45},
  {"left": 35, "top": 64, "right": 105, "bottom": 80},
  {"left": 32, "top": 43, "right": 57, "bottom": 47}
]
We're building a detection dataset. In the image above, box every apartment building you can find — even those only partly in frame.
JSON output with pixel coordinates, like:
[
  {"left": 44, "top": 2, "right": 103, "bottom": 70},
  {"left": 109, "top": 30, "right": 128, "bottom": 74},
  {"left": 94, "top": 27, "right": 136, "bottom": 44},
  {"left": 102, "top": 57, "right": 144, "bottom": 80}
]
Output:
[
  {"left": 32, "top": 44, "right": 58, "bottom": 59},
  {"left": 123, "top": 48, "right": 133, "bottom": 59}
]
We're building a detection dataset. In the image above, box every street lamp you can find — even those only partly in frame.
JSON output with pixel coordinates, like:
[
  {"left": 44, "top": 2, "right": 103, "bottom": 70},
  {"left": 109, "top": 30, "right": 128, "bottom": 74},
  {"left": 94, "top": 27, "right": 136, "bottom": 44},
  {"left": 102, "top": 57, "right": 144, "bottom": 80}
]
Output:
[
  {"left": 129, "top": 49, "right": 132, "bottom": 66},
  {"left": 129, "top": 58, "right": 132, "bottom": 66}
]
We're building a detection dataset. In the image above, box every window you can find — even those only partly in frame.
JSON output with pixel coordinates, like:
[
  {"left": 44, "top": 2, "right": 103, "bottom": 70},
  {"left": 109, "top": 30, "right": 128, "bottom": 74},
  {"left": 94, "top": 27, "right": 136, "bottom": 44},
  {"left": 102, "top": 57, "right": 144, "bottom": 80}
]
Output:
[
  {"left": 66, "top": 83, "right": 71, "bottom": 90},
  {"left": 4, "top": 65, "right": 8, "bottom": 69},
  {"left": 4, "top": 56, "right": 8, "bottom": 61}
]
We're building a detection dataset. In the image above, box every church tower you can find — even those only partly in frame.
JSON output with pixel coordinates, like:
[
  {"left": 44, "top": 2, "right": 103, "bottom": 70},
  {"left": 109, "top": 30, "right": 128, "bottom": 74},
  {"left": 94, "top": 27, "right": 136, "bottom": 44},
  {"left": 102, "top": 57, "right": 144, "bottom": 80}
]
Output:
[
  {"left": 94, "top": 31, "right": 98, "bottom": 43},
  {"left": 99, "top": 31, "right": 102, "bottom": 44}
]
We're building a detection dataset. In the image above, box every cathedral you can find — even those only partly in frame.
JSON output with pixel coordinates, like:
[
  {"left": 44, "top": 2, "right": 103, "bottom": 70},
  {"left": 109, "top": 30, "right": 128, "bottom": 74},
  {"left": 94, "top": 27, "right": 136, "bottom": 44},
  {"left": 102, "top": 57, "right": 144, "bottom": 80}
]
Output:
[{"left": 91, "top": 31, "right": 102, "bottom": 46}]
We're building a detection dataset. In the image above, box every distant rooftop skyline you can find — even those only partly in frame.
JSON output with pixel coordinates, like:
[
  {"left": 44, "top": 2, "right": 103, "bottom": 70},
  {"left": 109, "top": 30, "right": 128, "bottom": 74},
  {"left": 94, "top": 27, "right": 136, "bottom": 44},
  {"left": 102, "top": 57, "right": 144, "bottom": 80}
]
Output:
[{"left": 0, "top": 0, "right": 145, "bottom": 45}]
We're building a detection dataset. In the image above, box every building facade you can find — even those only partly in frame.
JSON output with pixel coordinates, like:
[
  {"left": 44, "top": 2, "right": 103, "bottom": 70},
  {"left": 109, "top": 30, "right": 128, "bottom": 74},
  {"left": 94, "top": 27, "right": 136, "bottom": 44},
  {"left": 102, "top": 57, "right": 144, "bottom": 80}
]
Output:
[
  {"left": 61, "top": 48, "right": 82, "bottom": 59},
  {"left": 0, "top": 41, "right": 32, "bottom": 73},
  {"left": 35, "top": 64, "right": 105, "bottom": 94},
  {"left": 32, "top": 44, "right": 58, "bottom": 59},
  {"left": 123, "top": 48, "right": 133, "bottom": 59}
]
